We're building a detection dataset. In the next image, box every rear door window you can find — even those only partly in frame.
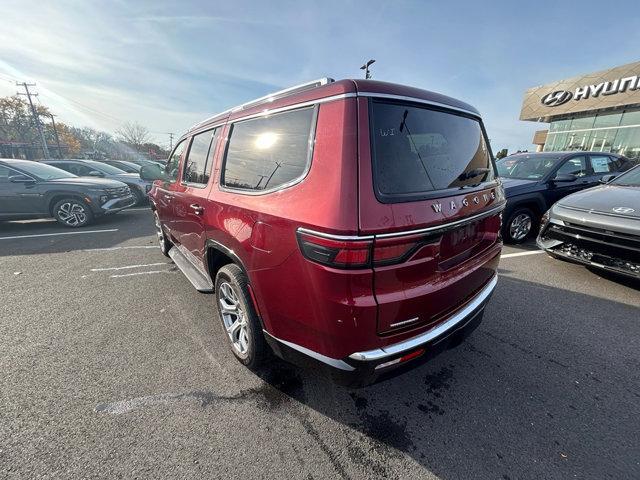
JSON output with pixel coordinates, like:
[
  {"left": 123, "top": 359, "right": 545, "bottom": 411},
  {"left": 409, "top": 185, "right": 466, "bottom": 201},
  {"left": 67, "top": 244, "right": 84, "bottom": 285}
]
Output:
[
  {"left": 183, "top": 128, "right": 219, "bottom": 187},
  {"left": 165, "top": 140, "right": 187, "bottom": 182},
  {"left": 589, "top": 155, "right": 616, "bottom": 173},
  {"left": 370, "top": 101, "right": 495, "bottom": 202},
  {"left": 557, "top": 156, "right": 588, "bottom": 177},
  {"left": 222, "top": 107, "right": 315, "bottom": 192}
]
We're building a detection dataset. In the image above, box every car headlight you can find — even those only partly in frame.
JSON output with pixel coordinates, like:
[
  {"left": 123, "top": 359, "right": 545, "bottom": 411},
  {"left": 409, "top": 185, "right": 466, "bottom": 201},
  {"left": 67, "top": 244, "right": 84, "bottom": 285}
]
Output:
[{"left": 540, "top": 209, "right": 551, "bottom": 233}]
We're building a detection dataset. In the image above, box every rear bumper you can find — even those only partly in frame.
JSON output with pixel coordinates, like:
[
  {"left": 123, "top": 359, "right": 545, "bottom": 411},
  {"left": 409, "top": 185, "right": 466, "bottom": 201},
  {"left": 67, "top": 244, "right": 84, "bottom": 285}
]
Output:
[{"left": 265, "top": 274, "right": 497, "bottom": 387}]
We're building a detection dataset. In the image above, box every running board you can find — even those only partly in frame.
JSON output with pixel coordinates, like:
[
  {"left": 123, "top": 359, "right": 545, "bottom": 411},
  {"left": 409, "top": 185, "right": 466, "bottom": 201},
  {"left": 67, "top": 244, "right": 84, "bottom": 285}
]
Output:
[{"left": 168, "top": 247, "right": 213, "bottom": 292}]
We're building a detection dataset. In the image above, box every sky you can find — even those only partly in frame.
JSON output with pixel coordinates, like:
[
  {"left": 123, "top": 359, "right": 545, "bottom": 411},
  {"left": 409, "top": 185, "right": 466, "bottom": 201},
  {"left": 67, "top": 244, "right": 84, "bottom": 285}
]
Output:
[{"left": 1, "top": 0, "right": 639, "bottom": 151}]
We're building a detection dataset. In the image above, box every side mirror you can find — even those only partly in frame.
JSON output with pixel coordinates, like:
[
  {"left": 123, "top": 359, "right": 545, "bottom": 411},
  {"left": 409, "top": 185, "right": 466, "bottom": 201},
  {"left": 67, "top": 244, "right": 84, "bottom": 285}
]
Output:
[
  {"left": 9, "top": 174, "right": 36, "bottom": 184},
  {"left": 553, "top": 173, "right": 577, "bottom": 183},
  {"left": 600, "top": 174, "right": 617, "bottom": 184},
  {"left": 140, "top": 164, "right": 169, "bottom": 182},
  {"left": 88, "top": 170, "right": 104, "bottom": 177}
]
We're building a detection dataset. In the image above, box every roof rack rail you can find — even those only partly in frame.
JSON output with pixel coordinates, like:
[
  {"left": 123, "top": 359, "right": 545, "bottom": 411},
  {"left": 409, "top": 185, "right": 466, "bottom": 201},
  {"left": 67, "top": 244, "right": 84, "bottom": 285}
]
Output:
[
  {"left": 189, "top": 77, "right": 334, "bottom": 131},
  {"left": 232, "top": 77, "right": 334, "bottom": 112}
]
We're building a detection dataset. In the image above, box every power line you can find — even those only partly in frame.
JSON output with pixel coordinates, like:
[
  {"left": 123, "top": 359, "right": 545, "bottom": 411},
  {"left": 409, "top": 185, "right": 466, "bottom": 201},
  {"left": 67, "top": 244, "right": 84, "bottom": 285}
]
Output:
[{"left": 16, "top": 82, "right": 50, "bottom": 159}]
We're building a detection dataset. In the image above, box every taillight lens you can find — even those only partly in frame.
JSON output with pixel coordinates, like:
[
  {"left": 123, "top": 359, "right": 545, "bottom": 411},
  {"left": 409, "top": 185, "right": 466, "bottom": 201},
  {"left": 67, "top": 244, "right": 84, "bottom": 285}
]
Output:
[
  {"left": 372, "top": 233, "right": 424, "bottom": 266},
  {"left": 297, "top": 230, "right": 434, "bottom": 269},
  {"left": 297, "top": 231, "right": 372, "bottom": 269}
]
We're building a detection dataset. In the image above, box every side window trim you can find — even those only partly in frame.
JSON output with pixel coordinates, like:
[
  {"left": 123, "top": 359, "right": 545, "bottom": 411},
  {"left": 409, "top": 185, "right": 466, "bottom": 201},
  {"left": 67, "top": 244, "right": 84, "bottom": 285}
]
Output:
[
  {"left": 164, "top": 138, "right": 188, "bottom": 183},
  {"left": 219, "top": 105, "right": 319, "bottom": 196},
  {"left": 181, "top": 126, "right": 219, "bottom": 189}
]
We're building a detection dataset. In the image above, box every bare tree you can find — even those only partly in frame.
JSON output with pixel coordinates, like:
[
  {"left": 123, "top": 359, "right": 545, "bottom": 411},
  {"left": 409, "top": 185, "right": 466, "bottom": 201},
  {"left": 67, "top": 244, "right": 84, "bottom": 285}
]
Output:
[{"left": 116, "top": 121, "right": 150, "bottom": 147}]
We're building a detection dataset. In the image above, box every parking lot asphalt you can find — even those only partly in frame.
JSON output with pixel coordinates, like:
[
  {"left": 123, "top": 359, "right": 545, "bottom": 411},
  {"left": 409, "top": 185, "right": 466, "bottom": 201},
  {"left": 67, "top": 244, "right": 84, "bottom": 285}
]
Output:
[{"left": 1, "top": 209, "right": 639, "bottom": 480}]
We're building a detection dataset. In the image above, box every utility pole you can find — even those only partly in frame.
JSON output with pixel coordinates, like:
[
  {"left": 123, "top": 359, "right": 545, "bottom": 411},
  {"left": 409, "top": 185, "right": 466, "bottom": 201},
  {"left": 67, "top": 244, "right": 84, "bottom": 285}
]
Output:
[
  {"left": 48, "top": 113, "right": 62, "bottom": 158},
  {"left": 360, "top": 59, "right": 376, "bottom": 79},
  {"left": 168, "top": 132, "right": 174, "bottom": 151},
  {"left": 17, "top": 82, "right": 50, "bottom": 159}
]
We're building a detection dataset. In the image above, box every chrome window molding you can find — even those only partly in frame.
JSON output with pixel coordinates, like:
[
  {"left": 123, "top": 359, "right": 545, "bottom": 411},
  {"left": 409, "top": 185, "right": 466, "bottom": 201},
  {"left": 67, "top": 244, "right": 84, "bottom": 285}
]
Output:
[{"left": 219, "top": 105, "right": 319, "bottom": 196}]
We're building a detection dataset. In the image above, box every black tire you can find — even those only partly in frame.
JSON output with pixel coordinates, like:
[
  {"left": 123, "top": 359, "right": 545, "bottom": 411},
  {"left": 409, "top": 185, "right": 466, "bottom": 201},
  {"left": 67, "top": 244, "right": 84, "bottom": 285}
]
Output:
[
  {"left": 215, "top": 264, "right": 267, "bottom": 369},
  {"left": 503, "top": 207, "right": 536, "bottom": 244},
  {"left": 153, "top": 210, "right": 172, "bottom": 257},
  {"left": 131, "top": 187, "right": 145, "bottom": 206},
  {"left": 52, "top": 198, "right": 93, "bottom": 228}
]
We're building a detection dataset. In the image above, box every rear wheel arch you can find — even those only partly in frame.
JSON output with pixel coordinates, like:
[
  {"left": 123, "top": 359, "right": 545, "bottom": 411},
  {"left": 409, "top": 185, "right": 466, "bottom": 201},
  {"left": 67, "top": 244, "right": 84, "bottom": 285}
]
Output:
[
  {"left": 204, "top": 239, "right": 266, "bottom": 329},
  {"left": 204, "top": 239, "right": 250, "bottom": 284}
]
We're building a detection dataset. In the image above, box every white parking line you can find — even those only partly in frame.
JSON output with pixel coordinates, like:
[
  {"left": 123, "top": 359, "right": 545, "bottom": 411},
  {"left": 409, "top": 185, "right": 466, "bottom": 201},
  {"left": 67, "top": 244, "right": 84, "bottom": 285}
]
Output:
[
  {"left": 0, "top": 229, "right": 118, "bottom": 240},
  {"left": 91, "top": 262, "right": 169, "bottom": 272},
  {"left": 110, "top": 270, "right": 175, "bottom": 278},
  {"left": 501, "top": 250, "right": 545, "bottom": 259},
  {"left": 82, "top": 245, "right": 157, "bottom": 252}
]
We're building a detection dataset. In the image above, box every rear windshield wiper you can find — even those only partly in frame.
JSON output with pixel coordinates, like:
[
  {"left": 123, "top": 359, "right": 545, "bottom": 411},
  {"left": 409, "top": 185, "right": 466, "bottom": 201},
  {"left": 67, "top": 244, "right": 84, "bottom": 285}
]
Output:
[{"left": 458, "top": 168, "right": 490, "bottom": 182}]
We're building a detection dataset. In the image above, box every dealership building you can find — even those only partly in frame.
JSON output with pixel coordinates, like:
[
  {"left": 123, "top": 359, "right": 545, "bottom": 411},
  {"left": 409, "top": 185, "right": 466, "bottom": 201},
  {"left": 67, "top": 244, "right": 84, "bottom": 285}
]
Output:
[{"left": 520, "top": 60, "right": 640, "bottom": 159}]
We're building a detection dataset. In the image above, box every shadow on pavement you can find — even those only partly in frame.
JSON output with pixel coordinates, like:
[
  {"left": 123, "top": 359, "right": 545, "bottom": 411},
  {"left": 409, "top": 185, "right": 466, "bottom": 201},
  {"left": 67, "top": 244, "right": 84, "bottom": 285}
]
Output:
[
  {"left": 248, "top": 275, "right": 640, "bottom": 479},
  {"left": 0, "top": 209, "right": 156, "bottom": 256}
]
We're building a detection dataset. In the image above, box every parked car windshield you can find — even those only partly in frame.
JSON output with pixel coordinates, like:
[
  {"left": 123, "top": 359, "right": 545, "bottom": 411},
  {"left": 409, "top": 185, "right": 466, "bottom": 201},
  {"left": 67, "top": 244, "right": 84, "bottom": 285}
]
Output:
[
  {"left": 12, "top": 161, "right": 77, "bottom": 180},
  {"left": 107, "top": 161, "right": 140, "bottom": 173},
  {"left": 611, "top": 165, "right": 640, "bottom": 186},
  {"left": 83, "top": 160, "right": 127, "bottom": 175},
  {"left": 370, "top": 101, "right": 495, "bottom": 201},
  {"left": 497, "top": 154, "right": 564, "bottom": 180}
]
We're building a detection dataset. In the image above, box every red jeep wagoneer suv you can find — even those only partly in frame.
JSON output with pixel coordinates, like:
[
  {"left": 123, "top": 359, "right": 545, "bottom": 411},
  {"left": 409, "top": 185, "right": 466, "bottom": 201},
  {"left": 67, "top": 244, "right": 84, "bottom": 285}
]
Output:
[{"left": 142, "top": 78, "right": 505, "bottom": 385}]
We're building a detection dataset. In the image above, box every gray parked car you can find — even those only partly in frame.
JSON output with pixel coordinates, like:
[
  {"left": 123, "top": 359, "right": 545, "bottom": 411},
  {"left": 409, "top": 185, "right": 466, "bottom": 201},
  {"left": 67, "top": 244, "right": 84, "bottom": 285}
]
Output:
[
  {"left": 0, "top": 159, "right": 135, "bottom": 227},
  {"left": 537, "top": 165, "right": 640, "bottom": 279},
  {"left": 42, "top": 159, "right": 151, "bottom": 205}
]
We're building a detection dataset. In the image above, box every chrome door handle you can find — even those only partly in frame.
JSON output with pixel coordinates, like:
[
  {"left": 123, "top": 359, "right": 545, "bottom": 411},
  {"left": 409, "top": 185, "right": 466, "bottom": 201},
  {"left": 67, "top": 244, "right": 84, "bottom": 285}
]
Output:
[
  {"left": 162, "top": 193, "right": 173, "bottom": 201},
  {"left": 190, "top": 204, "right": 204, "bottom": 215}
]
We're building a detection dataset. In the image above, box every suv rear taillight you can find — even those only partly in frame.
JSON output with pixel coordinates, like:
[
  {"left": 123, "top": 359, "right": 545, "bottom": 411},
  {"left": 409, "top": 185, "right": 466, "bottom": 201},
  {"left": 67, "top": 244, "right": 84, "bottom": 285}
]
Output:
[
  {"left": 297, "top": 229, "right": 436, "bottom": 269},
  {"left": 297, "top": 231, "right": 371, "bottom": 269}
]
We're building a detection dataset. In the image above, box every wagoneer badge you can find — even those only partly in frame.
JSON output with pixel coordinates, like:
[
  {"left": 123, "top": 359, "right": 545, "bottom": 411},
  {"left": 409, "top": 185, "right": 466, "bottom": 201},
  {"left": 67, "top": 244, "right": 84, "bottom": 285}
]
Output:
[{"left": 431, "top": 191, "right": 496, "bottom": 213}]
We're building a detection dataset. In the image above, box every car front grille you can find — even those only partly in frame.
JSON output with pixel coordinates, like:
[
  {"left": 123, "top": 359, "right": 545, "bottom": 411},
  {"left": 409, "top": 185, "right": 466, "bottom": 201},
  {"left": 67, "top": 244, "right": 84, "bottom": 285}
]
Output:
[
  {"left": 545, "top": 222, "right": 640, "bottom": 262},
  {"left": 105, "top": 186, "right": 131, "bottom": 198},
  {"left": 543, "top": 222, "right": 640, "bottom": 276}
]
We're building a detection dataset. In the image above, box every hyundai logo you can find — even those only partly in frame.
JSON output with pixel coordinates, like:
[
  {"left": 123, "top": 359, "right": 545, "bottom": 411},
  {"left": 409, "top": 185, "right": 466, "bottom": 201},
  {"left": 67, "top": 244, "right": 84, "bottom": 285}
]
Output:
[
  {"left": 612, "top": 207, "right": 635, "bottom": 214},
  {"left": 541, "top": 90, "right": 573, "bottom": 107}
]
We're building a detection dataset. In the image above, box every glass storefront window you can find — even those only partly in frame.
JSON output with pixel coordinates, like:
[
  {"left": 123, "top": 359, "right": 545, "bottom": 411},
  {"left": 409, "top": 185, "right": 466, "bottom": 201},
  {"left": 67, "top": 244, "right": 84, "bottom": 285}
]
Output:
[
  {"left": 566, "top": 130, "right": 593, "bottom": 150},
  {"left": 568, "top": 116, "right": 595, "bottom": 131},
  {"left": 549, "top": 118, "right": 571, "bottom": 132},
  {"left": 620, "top": 110, "right": 640, "bottom": 126},
  {"left": 611, "top": 126, "right": 640, "bottom": 159},
  {"left": 593, "top": 112, "right": 622, "bottom": 129}
]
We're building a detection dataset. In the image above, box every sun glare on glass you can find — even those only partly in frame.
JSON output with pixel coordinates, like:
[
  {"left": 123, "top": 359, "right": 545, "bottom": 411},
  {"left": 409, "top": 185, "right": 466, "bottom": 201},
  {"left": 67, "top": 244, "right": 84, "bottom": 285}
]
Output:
[{"left": 255, "top": 132, "right": 278, "bottom": 149}]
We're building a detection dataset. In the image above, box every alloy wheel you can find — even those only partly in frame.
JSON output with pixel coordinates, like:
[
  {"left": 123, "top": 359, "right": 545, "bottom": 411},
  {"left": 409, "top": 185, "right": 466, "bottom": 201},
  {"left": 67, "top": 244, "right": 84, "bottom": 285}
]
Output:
[
  {"left": 218, "top": 282, "right": 250, "bottom": 356},
  {"left": 509, "top": 213, "right": 532, "bottom": 241},
  {"left": 57, "top": 202, "right": 87, "bottom": 227}
]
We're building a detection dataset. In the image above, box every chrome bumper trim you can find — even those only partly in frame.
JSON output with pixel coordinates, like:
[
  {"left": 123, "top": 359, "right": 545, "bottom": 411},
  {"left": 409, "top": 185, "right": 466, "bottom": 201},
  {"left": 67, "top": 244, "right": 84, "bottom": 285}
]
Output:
[
  {"left": 348, "top": 275, "right": 498, "bottom": 361},
  {"left": 263, "top": 331, "right": 355, "bottom": 371}
]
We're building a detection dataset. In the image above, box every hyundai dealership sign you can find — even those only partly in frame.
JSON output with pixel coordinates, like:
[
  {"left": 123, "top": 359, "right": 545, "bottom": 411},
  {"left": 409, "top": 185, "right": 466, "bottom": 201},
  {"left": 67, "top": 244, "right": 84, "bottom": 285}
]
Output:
[
  {"left": 540, "top": 75, "right": 640, "bottom": 107},
  {"left": 520, "top": 60, "right": 640, "bottom": 121}
]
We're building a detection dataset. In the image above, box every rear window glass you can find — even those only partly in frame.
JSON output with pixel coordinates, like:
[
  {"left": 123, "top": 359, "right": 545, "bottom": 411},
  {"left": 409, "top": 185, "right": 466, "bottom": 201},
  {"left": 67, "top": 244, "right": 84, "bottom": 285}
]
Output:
[
  {"left": 370, "top": 101, "right": 495, "bottom": 201},
  {"left": 222, "top": 107, "right": 315, "bottom": 191}
]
